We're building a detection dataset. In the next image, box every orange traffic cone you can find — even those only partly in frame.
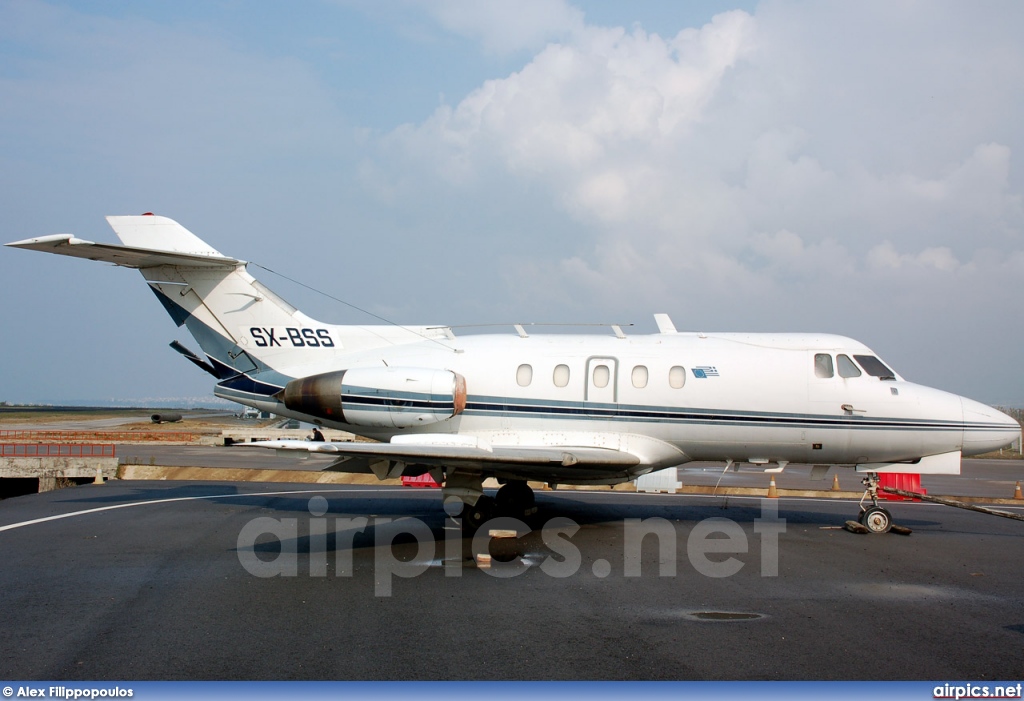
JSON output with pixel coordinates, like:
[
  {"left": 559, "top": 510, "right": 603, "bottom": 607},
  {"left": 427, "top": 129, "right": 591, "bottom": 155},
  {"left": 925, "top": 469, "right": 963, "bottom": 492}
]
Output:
[
  {"left": 767, "top": 476, "right": 779, "bottom": 498},
  {"left": 831, "top": 474, "right": 840, "bottom": 491},
  {"left": 1014, "top": 481, "right": 1022, "bottom": 500}
]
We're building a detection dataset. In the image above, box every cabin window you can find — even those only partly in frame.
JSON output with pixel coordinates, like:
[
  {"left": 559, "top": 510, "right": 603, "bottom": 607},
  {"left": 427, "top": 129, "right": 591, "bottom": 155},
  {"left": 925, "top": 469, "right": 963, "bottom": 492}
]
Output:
[
  {"left": 593, "top": 364, "right": 610, "bottom": 388},
  {"left": 516, "top": 364, "right": 533, "bottom": 387},
  {"left": 669, "top": 365, "right": 686, "bottom": 389},
  {"left": 631, "top": 365, "right": 649, "bottom": 388},
  {"left": 814, "top": 354, "right": 834, "bottom": 379},
  {"left": 553, "top": 364, "right": 570, "bottom": 388},
  {"left": 837, "top": 354, "right": 861, "bottom": 378},
  {"left": 854, "top": 355, "right": 896, "bottom": 380}
]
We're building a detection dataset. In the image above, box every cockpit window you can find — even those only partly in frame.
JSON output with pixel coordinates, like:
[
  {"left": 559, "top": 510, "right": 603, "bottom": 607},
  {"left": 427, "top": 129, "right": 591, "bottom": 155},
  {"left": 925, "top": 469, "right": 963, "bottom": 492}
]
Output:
[
  {"left": 854, "top": 355, "right": 896, "bottom": 380},
  {"left": 837, "top": 354, "right": 862, "bottom": 378},
  {"left": 814, "top": 354, "right": 834, "bottom": 378}
]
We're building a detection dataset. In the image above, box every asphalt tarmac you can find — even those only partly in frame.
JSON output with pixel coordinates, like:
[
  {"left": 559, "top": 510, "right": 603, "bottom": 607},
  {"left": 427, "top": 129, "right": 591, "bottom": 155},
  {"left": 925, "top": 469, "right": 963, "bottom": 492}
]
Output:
[
  {"left": 118, "top": 443, "right": 1024, "bottom": 498},
  {"left": 1, "top": 480, "right": 1023, "bottom": 680}
]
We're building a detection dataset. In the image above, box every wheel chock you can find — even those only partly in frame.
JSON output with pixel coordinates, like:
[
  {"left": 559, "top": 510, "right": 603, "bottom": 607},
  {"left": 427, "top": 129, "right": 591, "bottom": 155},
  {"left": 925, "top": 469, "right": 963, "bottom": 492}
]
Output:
[
  {"left": 890, "top": 524, "right": 913, "bottom": 536},
  {"left": 843, "top": 520, "right": 869, "bottom": 534},
  {"left": 488, "top": 529, "right": 518, "bottom": 539}
]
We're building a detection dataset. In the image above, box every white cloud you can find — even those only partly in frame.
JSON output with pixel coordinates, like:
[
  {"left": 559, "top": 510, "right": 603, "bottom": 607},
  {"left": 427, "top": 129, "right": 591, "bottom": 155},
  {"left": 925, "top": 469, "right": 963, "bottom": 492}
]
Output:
[
  {"left": 379, "top": 4, "right": 1023, "bottom": 290},
  {"left": 867, "top": 242, "right": 960, "bottom": 272},
  {"left": 362, "top": 2, "right": 1024, "bottom": 400}
]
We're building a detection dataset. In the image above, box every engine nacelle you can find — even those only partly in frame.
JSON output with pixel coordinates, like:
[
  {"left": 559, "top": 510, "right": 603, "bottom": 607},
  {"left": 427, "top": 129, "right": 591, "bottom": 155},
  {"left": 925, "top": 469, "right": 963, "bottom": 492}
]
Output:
[{"left": 281, "top": 366, "right": 467, "bottom": 429}]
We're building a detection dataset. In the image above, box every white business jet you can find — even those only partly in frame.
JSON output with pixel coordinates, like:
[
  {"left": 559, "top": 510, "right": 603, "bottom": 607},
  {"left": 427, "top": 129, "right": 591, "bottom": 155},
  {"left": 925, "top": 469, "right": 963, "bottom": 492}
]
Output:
[{"left": 8, "top": 215, "right": 1020, "bottom": 533}]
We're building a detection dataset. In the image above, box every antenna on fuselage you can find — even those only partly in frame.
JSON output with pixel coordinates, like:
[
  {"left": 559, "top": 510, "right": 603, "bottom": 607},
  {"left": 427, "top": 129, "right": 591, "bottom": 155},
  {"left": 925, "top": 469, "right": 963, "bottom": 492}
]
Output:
[{"left": 653, "top": 313, "right": 677, "bottom": 334}]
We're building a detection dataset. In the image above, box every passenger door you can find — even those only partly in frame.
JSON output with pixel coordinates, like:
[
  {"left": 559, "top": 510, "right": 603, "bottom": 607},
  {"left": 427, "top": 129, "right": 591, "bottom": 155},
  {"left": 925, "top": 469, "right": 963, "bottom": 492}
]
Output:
[{"left": 585, "top": 357, "right": 618, "bottom": 420}]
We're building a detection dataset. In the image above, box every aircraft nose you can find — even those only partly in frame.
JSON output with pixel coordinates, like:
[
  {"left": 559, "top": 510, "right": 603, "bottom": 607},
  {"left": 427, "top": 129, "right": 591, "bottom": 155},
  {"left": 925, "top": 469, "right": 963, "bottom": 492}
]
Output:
[{"left": 961, "top": 397, "right": 1021, "bottom": 456}]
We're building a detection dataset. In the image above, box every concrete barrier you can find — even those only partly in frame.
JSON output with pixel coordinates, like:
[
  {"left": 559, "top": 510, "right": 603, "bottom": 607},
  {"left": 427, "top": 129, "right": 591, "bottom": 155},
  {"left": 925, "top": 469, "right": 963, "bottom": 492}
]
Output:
[
  {"left": 118, "top": 464, "right": 400, "bottom": 486},
  {"left": 2, "top": 456, "right": 119, "bottom": 491}
]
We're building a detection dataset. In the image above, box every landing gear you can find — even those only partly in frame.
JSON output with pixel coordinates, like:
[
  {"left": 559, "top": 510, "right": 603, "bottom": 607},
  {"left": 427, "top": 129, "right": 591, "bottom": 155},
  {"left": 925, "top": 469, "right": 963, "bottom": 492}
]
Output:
[
  {"left": 462, "top": 495, "right": 497, "bottom": 532},
  {"left": 462, "top": 482, "right": 536, "bottom": 531},
  {"left": 495, "top": 480, "right": 536, "bottom": 516},
  {"left": 442, "top": 471, "right": 538, "bottom": 532},
  {"left": 857, "top": 473, "right": 893, "bottom": 534},
  {"left": 859, "top": 505, "right": 892, "bottom": 534}
]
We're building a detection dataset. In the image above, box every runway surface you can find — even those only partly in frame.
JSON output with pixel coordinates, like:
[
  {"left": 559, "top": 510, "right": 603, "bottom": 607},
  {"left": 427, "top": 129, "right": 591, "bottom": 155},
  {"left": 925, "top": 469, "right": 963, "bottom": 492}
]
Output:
[{"left": 1, "top": 481, "right": 1023, "bottom": 680}]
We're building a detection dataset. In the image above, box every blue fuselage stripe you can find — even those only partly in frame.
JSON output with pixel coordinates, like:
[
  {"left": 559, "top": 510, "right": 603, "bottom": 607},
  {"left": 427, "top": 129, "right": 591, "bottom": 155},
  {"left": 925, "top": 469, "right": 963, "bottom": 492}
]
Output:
[{"left": 462, "top": 399, "right": 998, "bottom": 433}]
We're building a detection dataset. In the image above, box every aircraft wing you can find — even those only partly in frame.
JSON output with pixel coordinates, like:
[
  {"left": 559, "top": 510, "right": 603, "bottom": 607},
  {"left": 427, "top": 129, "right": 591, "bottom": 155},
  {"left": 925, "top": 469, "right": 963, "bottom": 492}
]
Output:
[{"left": 249, "top": 439, "right": 643, "bottom": 483}]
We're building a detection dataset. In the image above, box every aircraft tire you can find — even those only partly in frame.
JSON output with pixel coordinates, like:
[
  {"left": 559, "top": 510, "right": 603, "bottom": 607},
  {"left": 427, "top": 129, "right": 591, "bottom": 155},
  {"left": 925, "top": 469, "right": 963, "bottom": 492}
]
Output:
[
  {"left": 496, "top": 481, "right": 535, "bottom": 511},
  {"left": 861, "top": 506, "right": 892, "bottom": 534},
  {"left": 463, "top": 495, "right": 497, "bottom": 532}
]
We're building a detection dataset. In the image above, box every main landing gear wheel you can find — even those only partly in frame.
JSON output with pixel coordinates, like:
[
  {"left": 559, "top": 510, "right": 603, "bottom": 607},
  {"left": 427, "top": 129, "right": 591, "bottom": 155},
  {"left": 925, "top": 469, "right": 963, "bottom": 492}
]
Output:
[
  {"left": 495, "top": 480, "right": 535, "bottom": 515},
  {"left": 859, "top": 505, "right": 893, "bottom": 534},
  {"left": 462, "top": 495, "right": 496, "bottom": 531}
]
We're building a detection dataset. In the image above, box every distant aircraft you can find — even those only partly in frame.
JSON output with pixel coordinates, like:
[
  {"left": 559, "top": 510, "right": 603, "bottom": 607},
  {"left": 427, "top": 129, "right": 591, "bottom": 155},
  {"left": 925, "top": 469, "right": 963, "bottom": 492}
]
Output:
[{"left": 8, "top": 215, "right": 1021, "bottom": 532}]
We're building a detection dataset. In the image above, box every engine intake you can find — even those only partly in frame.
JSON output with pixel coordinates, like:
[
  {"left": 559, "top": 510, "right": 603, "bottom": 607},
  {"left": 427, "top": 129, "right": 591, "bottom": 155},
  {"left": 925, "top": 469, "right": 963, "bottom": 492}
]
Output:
[{"left": 281, "top": 366, "right": 467, "bottom": 429}]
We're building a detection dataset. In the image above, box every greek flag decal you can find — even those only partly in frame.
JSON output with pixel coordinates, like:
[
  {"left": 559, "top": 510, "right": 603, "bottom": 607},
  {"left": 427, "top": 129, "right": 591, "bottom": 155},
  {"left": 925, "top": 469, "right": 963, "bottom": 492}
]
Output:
[{"left": 692, "top": 366, "right": 719, "bottom": 378}]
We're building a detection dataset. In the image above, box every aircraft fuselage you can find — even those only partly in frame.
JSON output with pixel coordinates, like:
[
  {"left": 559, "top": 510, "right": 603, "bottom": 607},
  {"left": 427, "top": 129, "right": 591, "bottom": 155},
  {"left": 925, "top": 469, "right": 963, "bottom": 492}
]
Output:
[{"left": 225, "top": 329, "right": 1019, "bottom": 479}]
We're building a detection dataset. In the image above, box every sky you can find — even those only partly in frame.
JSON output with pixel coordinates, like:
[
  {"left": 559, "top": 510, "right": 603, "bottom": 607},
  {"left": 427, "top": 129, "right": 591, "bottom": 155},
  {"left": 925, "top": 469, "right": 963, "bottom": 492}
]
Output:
[{"left": 1, "top": 0, "right": 1022, "bottom": 407}]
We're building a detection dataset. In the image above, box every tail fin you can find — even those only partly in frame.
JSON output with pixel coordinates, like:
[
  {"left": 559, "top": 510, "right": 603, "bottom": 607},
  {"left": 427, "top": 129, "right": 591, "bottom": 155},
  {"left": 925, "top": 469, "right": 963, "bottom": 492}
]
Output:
[
  {"left": 8, "top": 215, "right": 451, "bottom": 404},
  {"left": 103, "top": 215, "right": 334, "bottom": 391}
]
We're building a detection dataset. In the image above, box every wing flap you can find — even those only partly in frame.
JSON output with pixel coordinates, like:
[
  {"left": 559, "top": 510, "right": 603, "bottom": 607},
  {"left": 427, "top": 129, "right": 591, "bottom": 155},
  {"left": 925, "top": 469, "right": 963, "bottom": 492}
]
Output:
[{"left": 250, "top": 439, "right": 642, "bottom": 471}]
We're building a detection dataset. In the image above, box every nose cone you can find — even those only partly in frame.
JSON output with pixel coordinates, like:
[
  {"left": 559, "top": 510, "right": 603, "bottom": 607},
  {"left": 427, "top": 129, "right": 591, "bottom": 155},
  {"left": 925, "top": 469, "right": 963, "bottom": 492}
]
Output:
[{"left": 962, "top": 397, "right": 1021, "bottom": 456}]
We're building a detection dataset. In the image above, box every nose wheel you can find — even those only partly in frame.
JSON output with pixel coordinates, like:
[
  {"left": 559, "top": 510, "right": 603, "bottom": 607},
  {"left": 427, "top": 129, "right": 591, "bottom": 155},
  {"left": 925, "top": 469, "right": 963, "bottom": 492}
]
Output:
[
  {"left": 859, "top": 505, "right": 892, "bottom": 534},
  {"left": 856, "top": 473, "right": 893, "bottom": 534}
]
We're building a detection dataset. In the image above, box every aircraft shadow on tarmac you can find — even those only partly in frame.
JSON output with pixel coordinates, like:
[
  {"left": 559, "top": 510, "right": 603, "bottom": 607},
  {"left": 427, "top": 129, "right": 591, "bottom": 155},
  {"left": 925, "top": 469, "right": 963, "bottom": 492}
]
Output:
[
  {"left": 52, "top": 482, "right": 245, "bottom": 505},
  {"left": 48, "top": 483, "right": 1024, "bottom": 555},
  {"left": 219, "top": 491, "right": 960, "bottom": 563}
]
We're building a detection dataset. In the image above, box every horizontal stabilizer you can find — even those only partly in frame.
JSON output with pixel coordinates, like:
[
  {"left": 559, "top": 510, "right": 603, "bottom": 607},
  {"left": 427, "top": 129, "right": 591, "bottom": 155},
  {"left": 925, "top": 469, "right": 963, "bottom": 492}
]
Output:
[
  {"left": 7, "top": 215, "right": 239, "bottom": 269},
  {"left": 5, "top": 234, "right": 240, "bottom": 269}
]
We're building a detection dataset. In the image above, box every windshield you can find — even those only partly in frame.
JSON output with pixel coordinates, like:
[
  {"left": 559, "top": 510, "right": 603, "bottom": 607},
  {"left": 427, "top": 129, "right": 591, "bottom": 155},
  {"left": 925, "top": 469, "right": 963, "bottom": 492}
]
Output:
[{"left": 853, "top": 355, "right": 896, "bottom": 380}]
